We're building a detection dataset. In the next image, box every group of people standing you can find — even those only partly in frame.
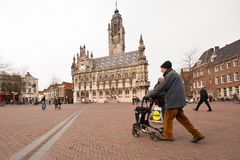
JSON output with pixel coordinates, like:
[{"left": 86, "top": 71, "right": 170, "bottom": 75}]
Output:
[{"left": 40, "top": 96, "right": 62, "bottom": 110}]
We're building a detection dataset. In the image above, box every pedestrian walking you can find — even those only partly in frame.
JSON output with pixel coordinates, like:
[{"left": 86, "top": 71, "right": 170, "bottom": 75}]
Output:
[
  {"left": 40, "top": 96, "right": 46, "bottom": 110},
  {"left": 57, "top": 98, "right": 62, "bottom": 110},
  {"left": 144, "top": 60, "right": 204, "bottom": 143},
  {"left": 193, "top": 87, "right": 213, "bottom": 112},
  {"left": 54, "top": 97, "right": 58, "bottom": 109}
]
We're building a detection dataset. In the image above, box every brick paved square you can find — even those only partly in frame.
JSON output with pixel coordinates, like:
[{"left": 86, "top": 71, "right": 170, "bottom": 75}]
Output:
[
  {"left": 43, "top": 102, "right": 240, "bottom": 160},
  {"left": 0, "top": 104, "right": 81, "bottom": 160},
  {"left": 1, "top": 102, "right": 240, "bottom": 160}
]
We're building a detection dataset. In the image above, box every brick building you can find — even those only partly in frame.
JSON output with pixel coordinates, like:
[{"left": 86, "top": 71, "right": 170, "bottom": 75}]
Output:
[
  {"left": 40, "top": 82, "right": 73, "bottom": 104},
  {"left": 181, "top": 39, "right": 240, "bottom": 100}
]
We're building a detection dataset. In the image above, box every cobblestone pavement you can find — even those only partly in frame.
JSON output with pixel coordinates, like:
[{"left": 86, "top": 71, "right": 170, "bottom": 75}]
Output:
[
  {"left": 0, "top": 104, "right": 82, "bottom": 160},
  {"left": 1, "top": 102, "right": 240, "bottom": 160},
  {"left": 44, "top": 102, "right": 240, "bottom": 160}
]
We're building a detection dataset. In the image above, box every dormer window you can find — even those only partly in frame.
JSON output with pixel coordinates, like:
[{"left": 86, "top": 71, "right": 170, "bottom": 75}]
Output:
[
  {"left": 210, "top": 54, "right": 217, "bottom": 62},
  {"left": 197, "top": 60, "right": 202, "bottom": 65}
]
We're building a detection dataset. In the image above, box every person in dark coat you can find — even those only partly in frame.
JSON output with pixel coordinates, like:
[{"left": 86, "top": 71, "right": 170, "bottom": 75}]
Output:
[
  {"left": 54, "top": 97, "right": 58, "bottom": 109},
  {"left": 194, "top": 87, "right": 212, "bottom": 112},
  {"left": 40, "top": 95, "right": 46, "bottom": 110},
  {"left": 57, "top": 98, "right": 61, "bottom": 109},
  {"left": 144, "top": 60, "right": 204, "bottom": 143}
]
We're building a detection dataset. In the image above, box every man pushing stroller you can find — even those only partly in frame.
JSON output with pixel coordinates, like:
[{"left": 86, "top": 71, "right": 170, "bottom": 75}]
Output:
[{"left": 144, "top": 60, "right": 205, "bottom": 143}]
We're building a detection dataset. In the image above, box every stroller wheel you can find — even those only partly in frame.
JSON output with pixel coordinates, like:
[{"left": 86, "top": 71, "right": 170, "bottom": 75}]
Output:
[
  {"left": 149, "top": 132, "right": 159, "bottom": 141},
  {"left": 132, "top": 128, "right": 140, "bottom": 137},
  {"left": 159, "top": 127, "right": 164, "bottom": 135}
]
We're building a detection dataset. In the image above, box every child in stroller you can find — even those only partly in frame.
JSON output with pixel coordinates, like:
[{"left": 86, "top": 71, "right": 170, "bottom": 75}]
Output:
[{"left": 132, "top": 98, "right": 165, "bottom": 141}]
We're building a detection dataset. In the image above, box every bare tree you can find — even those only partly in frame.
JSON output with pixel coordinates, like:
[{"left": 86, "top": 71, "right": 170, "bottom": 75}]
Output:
[
  {"left": 0, "top": 58, "right": 10, "bottom": 73},
  {"left": 180, "top": 48, "right": 199, "bottom": 98},
  {"left": 181, "top": 48, "right": 198, "bottom": 70}
]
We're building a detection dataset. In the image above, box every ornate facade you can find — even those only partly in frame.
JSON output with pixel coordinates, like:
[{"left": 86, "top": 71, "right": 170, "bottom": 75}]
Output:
[{"left": 71, "top": 8, "right": 150, "bottom": 103}]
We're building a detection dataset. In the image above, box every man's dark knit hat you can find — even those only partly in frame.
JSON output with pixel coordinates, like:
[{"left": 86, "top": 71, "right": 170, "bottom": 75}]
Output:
[{"left": 160, "top": 60, "right": 172, "bottom": 69}]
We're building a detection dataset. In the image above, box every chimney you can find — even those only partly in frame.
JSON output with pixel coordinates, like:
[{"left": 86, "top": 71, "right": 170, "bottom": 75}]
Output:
[{"left": 214, "top": 46, "right": 219, "bottom": 52}]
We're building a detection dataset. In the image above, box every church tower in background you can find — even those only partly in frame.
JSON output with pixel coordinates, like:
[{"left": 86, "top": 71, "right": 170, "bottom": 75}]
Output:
[{"left": 108, "top": 5, "right": 125, "bottom": 56}]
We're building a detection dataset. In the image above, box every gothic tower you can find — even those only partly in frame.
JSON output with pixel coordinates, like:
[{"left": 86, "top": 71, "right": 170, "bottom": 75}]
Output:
[{"left": 108, "top": 6, "right": 125, "bottom": 56}]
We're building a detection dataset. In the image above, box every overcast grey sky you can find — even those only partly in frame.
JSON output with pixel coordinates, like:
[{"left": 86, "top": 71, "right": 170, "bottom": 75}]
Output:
[{"left": 0, "top": 0, "right": 240, "bottom": 90}]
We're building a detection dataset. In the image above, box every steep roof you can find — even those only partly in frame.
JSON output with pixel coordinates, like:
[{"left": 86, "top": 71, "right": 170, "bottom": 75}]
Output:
[
  {"left": 92, "top": 51, "right": 139, "bottom": 69},
  {"left": 213, "top": 39, "right": 240, "bottom": 64},
  {"left": 199, "top": 48, "right": 214, "bottom": 64},
  {"left": 60, "top": 82, "right": 73, "bottom": 90},
  {"left": 24, "top": 72, "right": 38, "bottom": 80}
]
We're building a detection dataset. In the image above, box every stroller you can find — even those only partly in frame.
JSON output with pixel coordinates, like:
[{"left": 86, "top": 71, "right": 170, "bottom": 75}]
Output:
[{"left": 132, "top": 98, "right": 164, "bottom": 141}]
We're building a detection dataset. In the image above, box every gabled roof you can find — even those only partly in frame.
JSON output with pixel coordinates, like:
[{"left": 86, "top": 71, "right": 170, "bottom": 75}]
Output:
[
  {"left": 198, "top": 48, "right": 214, "bottom": 64},
  {"left": 23, "top": 72, "right": 38, "bottom": 80},
  {"left": 213, "top": 39, "right": 240, "bottom": 64},
  {"left": 92, "top": 51, "right": 139, "bottom": 69},
  {"left": 60, "top": 82, "right": 73, "bottom": 90},
  {"left": 194, "top": 39, "right": 240, "bottom": 68}
]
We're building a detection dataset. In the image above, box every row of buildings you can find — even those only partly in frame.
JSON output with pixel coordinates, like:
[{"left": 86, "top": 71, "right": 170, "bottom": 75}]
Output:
[
  {"left": 39, "top": 82, "right": 73, "bottom": 104},
  {"left": 0, "top": 71, "right": 73, "bottom": 104},
  {"left": 71, "top": 6, "right": 240, "bottom": 103},
  {"left": 0, "top": 72, "right": 39, "bottom": 103},
  {"left": 181, "top": 39, "right": 240, "bottom": 100},
  {"left": 1, "top": 6, "right": 238, "bottom": 104}
]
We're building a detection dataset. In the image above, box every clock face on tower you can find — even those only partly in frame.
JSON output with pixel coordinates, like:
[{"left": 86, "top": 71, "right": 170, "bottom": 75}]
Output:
[
  {"left": 113, "top": 35, "right": 119, "bottom": 44},
  {"left": 79, "top": 62, "right": 86, "bottom": 71}
]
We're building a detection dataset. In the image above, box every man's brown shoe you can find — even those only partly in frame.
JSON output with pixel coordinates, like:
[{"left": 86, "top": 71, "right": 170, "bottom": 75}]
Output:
[
  {"left": 159, "top": 136, "right": 174, "bottom": 141},
  {"left": 191, "top": 136, "right": 205, "bottom": 143}
]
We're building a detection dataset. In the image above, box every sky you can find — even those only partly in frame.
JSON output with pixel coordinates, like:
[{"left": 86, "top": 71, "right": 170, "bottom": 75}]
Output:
[{"left": 0, "top": 0, "right": 240, "bottom": 90}]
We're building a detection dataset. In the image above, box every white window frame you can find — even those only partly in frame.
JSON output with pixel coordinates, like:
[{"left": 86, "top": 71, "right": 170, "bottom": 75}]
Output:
[
  {"left": 234, "top": 72, "right": 239, "bottom": 81},
  {"left": 215, "top": 66, "right": 219, "bottom": 72},
  {"left": 220, "top": 64, "right": 224, "bottom": 71},
  {"left": 221, "top": 75, "right": 225, "bottom": 83},
  {"left": 233, "top": 59, "right": 239, "bottom": 67},
  {"left": 227, "top": 74, "right": 232, "bottom": 82},
  {"left": 226, "top": 61, "right": 231, "bottom": 69}
]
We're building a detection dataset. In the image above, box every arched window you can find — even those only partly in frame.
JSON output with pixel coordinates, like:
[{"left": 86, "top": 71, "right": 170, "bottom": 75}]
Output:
[
  {"left": 133, "top": 88, "right": 137, "bottom": 94},
  {"left": 118, "top": 89, "right": 122, "bottom": 94},
  {"left": 132, "top": 72, "right": 136, "bottom": 79},
  {"left": 111, "top": 74, "right": 114, "bottom": 79},
  {"left": 125, "top": 73, "right": 128, "bottom": 78},
  {"left": 125, "top": 89, "right": 130, "bottom": 98},
  {"left": 86, "top": 91, "right": 89, "bottom": 98},
  {"left": 118, "top": 74, "right": 121, "bottom": 79}
]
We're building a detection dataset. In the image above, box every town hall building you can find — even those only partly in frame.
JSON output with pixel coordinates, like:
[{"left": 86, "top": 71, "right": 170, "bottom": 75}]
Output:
[{"left": 71, "top": 7, "right": 150, "bottom": 103}]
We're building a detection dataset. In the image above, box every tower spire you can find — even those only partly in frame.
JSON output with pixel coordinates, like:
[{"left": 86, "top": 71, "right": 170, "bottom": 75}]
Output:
[
  {"left": 139, "top": 34, "right": 144, "bottom": 45},
  {"left": 109, "top": 3, "right": 125, "bottom": 56},
  {"left": 114, "top": 1, "right": 119, "bottom": 14},
  {"left": 138, "top": 34, "right": 145, "bottom": 56}
]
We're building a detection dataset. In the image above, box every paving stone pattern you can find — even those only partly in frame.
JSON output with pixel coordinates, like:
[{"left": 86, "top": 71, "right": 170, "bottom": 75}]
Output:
[
  {"left": 44, "top": 102, "right": 240, "bottom": 160},
  {"left": 0, "top": 102, "right": 240, "bottom": 160}
]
